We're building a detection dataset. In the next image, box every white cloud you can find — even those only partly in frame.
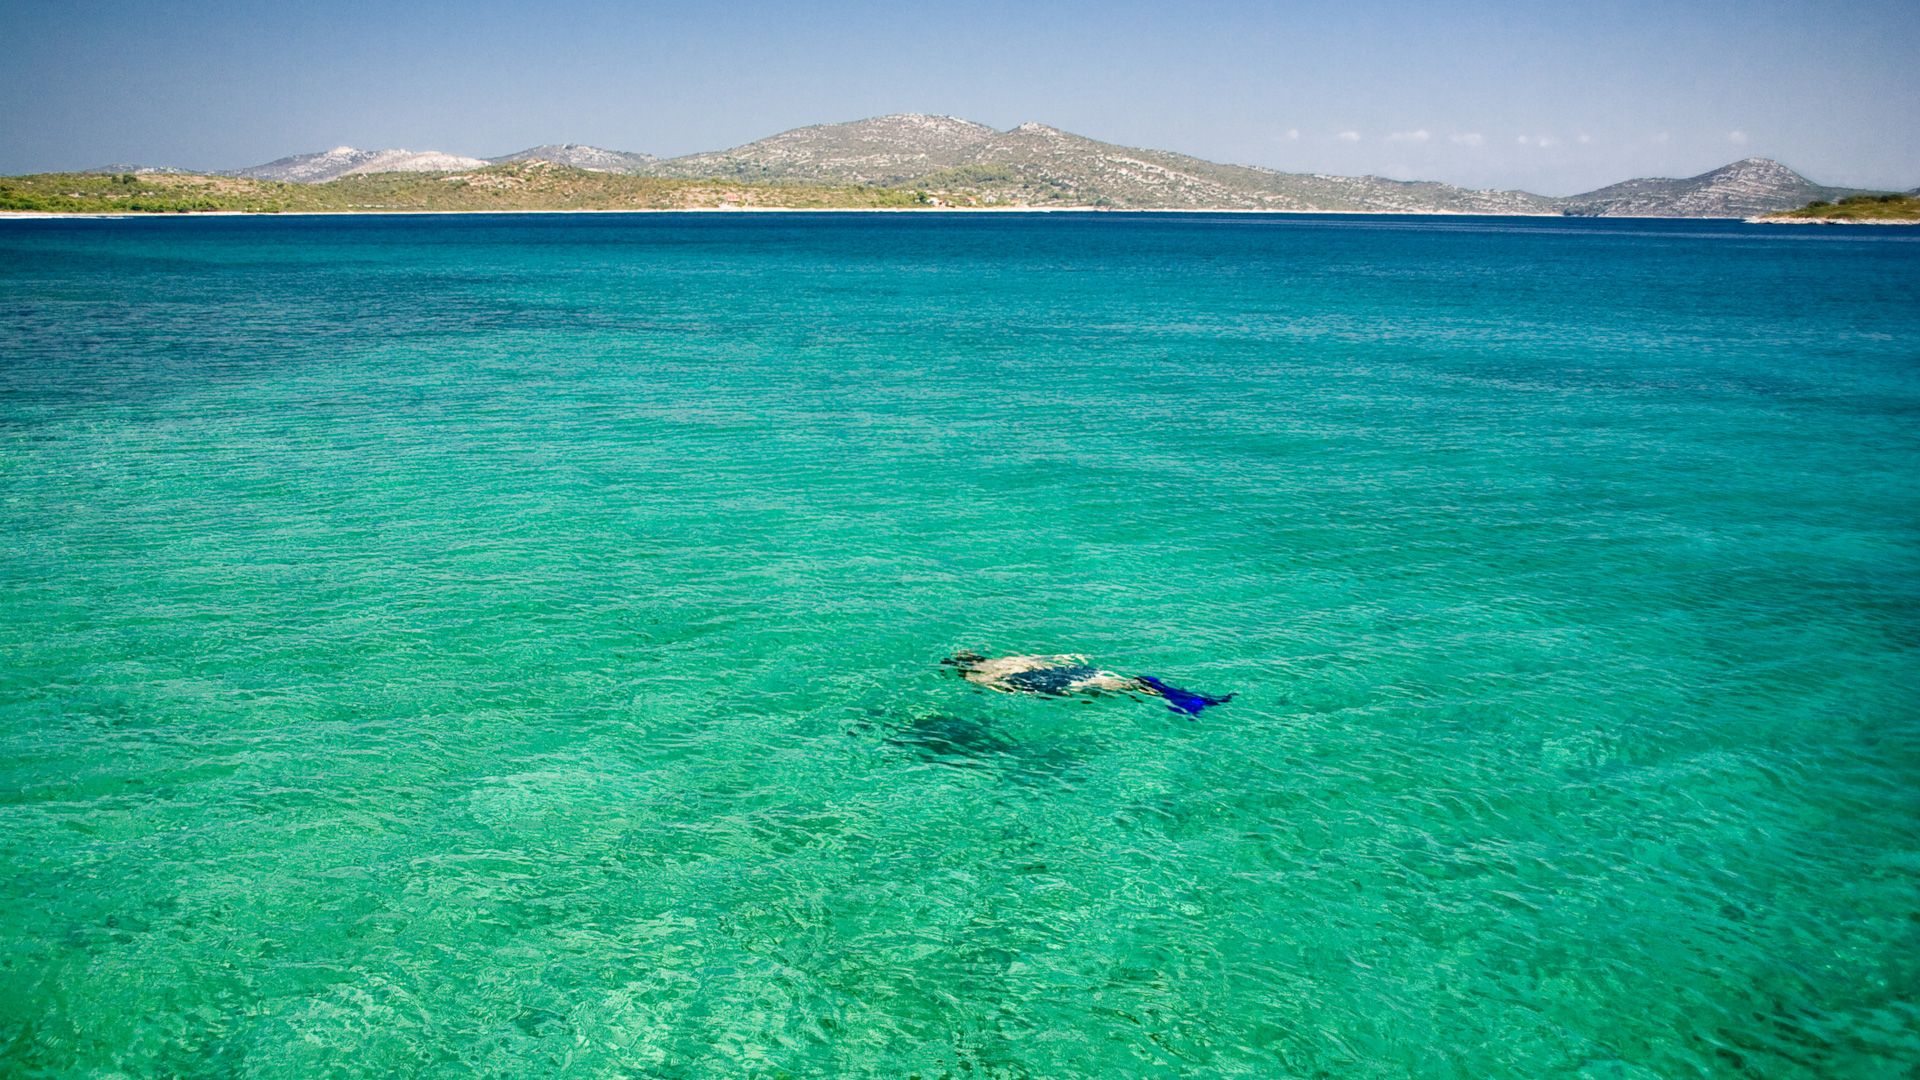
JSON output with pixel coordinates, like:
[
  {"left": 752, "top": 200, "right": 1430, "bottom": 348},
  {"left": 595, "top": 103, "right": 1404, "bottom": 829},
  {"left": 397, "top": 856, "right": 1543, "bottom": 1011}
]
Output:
[
  {"left": 1652, "top": 131, "right": 1671, "bottom": 144},
  {"left": 1517, "top": 135, "right": 1557, "bottom": 148},
  {"left": 1728, "top": 130, "right": 1749, "bottom": 144},
  {"left": 1386, "top": 129, "right": 1431, "bottom": 143},
  {"left": 1336, "top": 130, "right": 1362, "bottom": 142},
  {"left": 1284, "top": 128, "right": 1300, "bottom": 141},
  {"left": 1450, "top": 132, "right": 1485, "bottom": 147},
  {"left": 1577, "top": 134, "right": 1592, "bottom": 144}
]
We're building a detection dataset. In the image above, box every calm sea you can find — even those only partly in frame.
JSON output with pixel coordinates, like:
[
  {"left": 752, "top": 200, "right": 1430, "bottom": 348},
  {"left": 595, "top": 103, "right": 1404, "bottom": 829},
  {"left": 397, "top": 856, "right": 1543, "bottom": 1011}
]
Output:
[{"left": 2, "top": 213, "right": 1916, "bottom": 1078}]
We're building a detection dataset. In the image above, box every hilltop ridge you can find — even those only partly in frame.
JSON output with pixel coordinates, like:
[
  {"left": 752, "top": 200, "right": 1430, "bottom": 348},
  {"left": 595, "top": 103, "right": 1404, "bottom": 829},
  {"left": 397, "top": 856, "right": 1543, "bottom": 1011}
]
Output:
[
  {"left": 1557, "top": 157, "right": 1858, "bottom": 218},
  {"left": 652, "top": 114, "right": 1000, "bottom": 185},
  {"left": 489, "top": 144, "right": 658, "bottom": 172},
  {"left": 917, "top": 120, "right": 1560, "bottom": 212},
  {"left": 229, "top": 146, "right": 490, "bottom": 182}
]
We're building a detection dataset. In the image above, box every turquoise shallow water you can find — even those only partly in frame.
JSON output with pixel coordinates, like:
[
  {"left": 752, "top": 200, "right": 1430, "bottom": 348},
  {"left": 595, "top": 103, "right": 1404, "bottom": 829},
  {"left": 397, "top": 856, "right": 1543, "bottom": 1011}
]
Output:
[{"left": 1, "top": 212, "right": 1917, "bottom": 1077}]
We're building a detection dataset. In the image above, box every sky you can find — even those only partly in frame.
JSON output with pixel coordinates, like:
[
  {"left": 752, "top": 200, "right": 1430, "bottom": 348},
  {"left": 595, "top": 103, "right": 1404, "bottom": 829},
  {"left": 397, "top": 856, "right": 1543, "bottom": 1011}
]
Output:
[{"left": 2, "top": 0, "right": 1916, "bottom": 194}]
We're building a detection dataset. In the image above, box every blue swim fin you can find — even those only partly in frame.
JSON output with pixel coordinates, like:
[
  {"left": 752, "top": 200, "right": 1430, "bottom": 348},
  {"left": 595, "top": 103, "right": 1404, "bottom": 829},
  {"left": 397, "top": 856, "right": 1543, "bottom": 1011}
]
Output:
[{"left": 1135, "top": 675, "right": 1235, "bottom": 717}]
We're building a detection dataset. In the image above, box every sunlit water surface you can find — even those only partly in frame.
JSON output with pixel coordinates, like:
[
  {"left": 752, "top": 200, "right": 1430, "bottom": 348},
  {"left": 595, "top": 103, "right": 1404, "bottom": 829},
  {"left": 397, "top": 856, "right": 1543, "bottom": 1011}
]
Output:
[{"left": 2, "top": 213, "right": 1917, "bottom": 1077}]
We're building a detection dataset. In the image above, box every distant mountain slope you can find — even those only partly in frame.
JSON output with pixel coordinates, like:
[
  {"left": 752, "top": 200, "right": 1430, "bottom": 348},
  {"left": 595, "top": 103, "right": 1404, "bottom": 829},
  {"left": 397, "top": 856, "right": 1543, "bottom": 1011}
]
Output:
[
  {"left": 1557, "top": 157, "right": 1863, "bottom": 217},
  {"left": 489, "top": 144, "right": 658, "bottom": 172},
  {"left": 229, "top": 147, "right": 488, "bottom": 183},
  {"left": 642, "top": 117, "right": 1869, "bottom": 216},
  {"left": 922, "top": 122, "right": 1558, "bottom": 212},
  {"left": 650, "top": 116, "right": 1554, "bottom": 212},
  {"left": 652, "top": 114, "right": 998, "bottom": 185}
]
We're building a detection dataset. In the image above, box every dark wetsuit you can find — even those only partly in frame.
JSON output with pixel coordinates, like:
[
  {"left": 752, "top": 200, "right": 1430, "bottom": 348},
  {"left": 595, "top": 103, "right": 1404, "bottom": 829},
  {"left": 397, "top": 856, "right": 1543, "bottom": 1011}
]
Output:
[{"left": 1001, "top": 664, "right": 1106, "bottom": 696}]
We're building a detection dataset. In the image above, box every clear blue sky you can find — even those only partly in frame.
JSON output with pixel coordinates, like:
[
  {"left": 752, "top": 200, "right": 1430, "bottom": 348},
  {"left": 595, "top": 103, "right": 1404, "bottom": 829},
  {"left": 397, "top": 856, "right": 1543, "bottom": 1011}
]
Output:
[{"left": 3, "top": 0, "right": 1915, "bottom": 193}]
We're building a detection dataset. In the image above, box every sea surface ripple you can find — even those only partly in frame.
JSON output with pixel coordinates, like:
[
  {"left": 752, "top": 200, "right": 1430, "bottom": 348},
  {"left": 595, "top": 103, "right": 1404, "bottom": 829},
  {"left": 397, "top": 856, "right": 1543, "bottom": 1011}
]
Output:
[{"left": 1, "top": 213, "right": 1916, "bottom": 1077}]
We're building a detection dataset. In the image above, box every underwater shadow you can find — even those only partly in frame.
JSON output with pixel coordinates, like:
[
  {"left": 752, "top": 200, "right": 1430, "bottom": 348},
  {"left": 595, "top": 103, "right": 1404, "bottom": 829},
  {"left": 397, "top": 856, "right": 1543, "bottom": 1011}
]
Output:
[{"left": 869, "top": 710, "right": 1089, "bottom": 788}]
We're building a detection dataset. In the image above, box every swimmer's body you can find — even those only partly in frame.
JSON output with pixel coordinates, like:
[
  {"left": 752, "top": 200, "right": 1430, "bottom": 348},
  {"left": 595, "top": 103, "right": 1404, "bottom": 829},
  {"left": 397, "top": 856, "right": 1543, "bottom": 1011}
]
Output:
[
  {"left": 943, "top": 651, "right": 1235, "bottom": 716},
  {"left": 946, "top": 653, "right": 1142, "bottom": 695}
]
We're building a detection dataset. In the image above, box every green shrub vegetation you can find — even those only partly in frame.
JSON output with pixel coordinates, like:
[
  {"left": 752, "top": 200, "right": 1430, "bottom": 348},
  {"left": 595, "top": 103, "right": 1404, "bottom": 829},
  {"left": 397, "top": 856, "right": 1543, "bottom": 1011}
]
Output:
[
  {"left": 1775, "top": 192, "right": 1920, "bottom": 221},
  {"left": 0, "top": 164, "right": 977, "bottom": 215},
  {"left": 0, "top": 173, "right": 290, "bottom": 213}
]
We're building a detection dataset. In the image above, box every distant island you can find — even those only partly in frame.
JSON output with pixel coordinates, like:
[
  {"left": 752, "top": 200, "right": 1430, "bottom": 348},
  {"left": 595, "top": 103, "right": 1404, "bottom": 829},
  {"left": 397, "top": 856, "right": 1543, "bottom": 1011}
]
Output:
[
  {"left": 1757, "top": 192, "right": 1920, "bottom": 224},
  {"left": 3, "top": 114, "right": 1906, "bottom": 218}
]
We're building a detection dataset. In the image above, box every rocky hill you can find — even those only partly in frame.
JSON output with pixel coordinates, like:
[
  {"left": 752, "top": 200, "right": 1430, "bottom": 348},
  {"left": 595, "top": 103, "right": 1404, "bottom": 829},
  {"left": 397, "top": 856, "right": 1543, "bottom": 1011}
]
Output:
[
  {"left": 647, "top": 115, "right": 1842, "bottom": 214},
  {"left": 228, "top": 146, "right": 489, "bottom": 183},
  {"left": 651, "top": 114, "right": 999, "bottom": 186},
  {"left": 906, "top": 121, "right": 1558, "bottom": 212},
  {"left": 489, "top": 144, "right": 657, "bottom": 172},
  {"left": 1556, "top": 157, "right": 1862, "bottom": 218}
]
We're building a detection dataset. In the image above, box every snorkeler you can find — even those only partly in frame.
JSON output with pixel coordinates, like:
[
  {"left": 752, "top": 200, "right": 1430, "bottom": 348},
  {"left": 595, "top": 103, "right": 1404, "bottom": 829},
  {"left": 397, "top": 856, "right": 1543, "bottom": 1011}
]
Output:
[{"left": 942, "top": 651, "right": 1235, "bottom": 717}]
